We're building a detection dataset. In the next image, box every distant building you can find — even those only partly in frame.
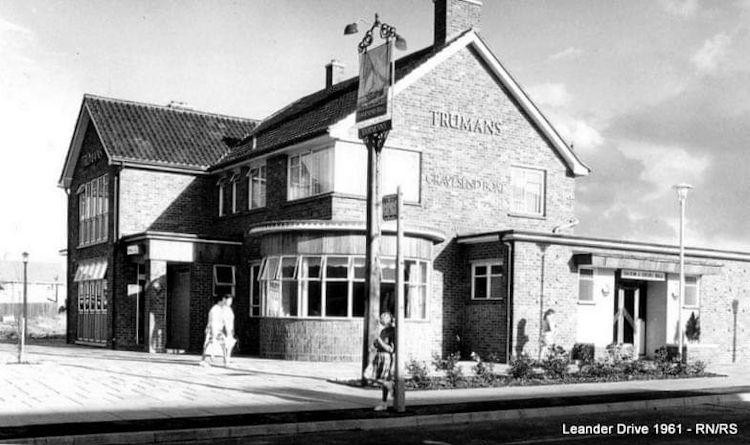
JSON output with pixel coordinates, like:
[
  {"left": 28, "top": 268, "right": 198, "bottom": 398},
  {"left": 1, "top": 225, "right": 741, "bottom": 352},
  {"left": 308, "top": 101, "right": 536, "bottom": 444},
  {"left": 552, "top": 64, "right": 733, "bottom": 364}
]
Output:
[{"left": 57, "top": 0, "right": 749, "bottom": 364}]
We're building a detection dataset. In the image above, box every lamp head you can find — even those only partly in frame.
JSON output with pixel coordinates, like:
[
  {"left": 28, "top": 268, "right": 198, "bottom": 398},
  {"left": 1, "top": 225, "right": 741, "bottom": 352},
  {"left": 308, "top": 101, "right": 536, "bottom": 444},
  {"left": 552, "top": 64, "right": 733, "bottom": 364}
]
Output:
[
  {"left": 344, "top": 23, "right": 359, "bottom": 35},
  {"left": 22, "top": 252, "right": 28, "bottom": 263},
  {"left": 673, "top": 183, "right": 693, "bottom": 201}
]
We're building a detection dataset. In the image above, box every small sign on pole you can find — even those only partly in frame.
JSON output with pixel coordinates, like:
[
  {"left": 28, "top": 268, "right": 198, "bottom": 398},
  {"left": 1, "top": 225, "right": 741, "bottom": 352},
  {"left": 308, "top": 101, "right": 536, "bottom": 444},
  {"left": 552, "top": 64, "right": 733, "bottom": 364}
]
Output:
[{"left": 382, "top": 194, "right": 398, "bottom": 221}]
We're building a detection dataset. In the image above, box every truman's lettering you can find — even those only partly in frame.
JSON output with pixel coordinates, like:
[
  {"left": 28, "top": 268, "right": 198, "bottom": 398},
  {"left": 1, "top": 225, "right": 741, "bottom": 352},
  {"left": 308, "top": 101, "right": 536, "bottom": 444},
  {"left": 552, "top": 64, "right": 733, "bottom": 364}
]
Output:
[{"left": 430, "top": 110, "right": 503, "bottom": 135}]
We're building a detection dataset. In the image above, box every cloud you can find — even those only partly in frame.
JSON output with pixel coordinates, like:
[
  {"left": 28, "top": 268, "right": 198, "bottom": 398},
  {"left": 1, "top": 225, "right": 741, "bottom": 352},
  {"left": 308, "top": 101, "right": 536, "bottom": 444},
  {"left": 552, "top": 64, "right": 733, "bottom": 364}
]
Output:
[
  {"left": 556, "top": 119, "right": 604, "bottom": 152},
  {"left": 659, "top": 0, "right": 700, "bottom": 17},
  {"left": 0, "top": 17, "right": 32, "bottom": 34},
  {"left": 691, "top": 32, "right": 732, "bottom": 73},
  {"left": 548, "top": 47, "right": 583, "bottom": 62},
  {"left": 526, "top": 82, "right": 572, "bottom": 107}
]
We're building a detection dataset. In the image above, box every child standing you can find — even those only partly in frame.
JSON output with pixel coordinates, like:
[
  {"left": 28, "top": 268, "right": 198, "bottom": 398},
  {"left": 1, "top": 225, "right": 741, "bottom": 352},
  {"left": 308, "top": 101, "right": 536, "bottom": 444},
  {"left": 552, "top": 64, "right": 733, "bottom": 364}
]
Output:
[{"left": 372, "top": 311, "right": 395, "bottom": 411}]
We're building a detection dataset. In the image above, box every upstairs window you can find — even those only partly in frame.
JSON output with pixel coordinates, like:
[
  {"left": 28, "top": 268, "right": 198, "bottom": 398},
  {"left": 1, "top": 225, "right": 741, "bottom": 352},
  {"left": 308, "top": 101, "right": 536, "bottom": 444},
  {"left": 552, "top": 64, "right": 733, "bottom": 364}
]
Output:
[
  {"left": 77, "top": 175, "right": 109, "bottom": 246},
  {"left": 217, "top": 177, "right": 227, "bottom": 216},
  {"left": 248, "top": 164, "right": 266, "bottom": 209},
  {"left": 229, "top": 172, "right": 240, "bottom": 214},
  {"left": 684, "top": 276, "right": 699, "bottom": 307},
  {"left": 578, "top": 267, "right": 595, "bottom": 303},
  {"left": 511, "top": 166, "right": 545, "bottom": 216},
  {"left": 288, "top": 149, "right": 332, "bottom": 200},
  {"left": 471, "top": 261, "right": 504, "bottom": 300}
]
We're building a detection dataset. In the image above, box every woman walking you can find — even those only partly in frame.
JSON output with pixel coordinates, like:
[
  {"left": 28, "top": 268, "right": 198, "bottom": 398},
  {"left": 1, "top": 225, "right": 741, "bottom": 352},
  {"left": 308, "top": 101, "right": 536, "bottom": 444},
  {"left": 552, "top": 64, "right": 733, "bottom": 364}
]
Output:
[{"left": 371, "top": 311, "right": 395, "bottom": 411}]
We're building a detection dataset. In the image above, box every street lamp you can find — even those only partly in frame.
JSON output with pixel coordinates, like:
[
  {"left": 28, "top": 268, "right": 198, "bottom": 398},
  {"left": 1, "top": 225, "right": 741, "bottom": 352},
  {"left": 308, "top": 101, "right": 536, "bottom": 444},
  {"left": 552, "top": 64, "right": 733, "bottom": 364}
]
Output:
[
  {"left": 344, "top": 14, "right": 407, "bottom": 400},
  {"left": 673, "top": 183, "right": 692, "bottom": 362},
  {"left": 18, "top": 251, "right": 29, "bottom": 363}
]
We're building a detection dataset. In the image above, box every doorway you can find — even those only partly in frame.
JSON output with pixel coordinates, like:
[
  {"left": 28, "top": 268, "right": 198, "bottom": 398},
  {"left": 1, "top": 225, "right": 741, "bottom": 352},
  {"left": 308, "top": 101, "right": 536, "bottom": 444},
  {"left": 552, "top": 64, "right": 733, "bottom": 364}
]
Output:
[
  {"left": 613, "top": 281, "right": 647, "bottom": 356},
  {"left": 167, "top": 265, "right": 191, "bottom": 351}
]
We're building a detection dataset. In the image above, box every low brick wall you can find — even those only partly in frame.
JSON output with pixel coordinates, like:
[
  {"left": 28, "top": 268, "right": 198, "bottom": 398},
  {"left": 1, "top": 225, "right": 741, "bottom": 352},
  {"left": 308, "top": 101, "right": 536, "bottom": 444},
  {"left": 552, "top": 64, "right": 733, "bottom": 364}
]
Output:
[{"left": 259, "top": 318, "right": 363, "bottom": 361}]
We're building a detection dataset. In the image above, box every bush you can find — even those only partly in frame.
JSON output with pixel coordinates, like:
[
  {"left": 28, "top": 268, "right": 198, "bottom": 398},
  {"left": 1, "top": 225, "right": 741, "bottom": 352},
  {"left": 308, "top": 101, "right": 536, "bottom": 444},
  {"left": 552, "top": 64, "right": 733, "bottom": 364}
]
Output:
[
  {"left": 606, "top": 343, "right": 633, "bottom": 362},
  {"left": 432, "top": 352, "right": 464, "bottom": 387},
  {"left": 539, "top": 345, "right": 570, "bottom": 379},
  {"left": 406, "top": 358, "right": 430, "bottom": 384},
  {"left": 471, "top": 352, "right": 499, "bottom": 385},
  {"left": 571, "top": 343, "right": 595, "bottom": 364},
  {"left": 686, "top": 312, "right": 700, "bottom": 342},
  {"left": 509, "top": 353, "right": 537, "bottom": 380}
]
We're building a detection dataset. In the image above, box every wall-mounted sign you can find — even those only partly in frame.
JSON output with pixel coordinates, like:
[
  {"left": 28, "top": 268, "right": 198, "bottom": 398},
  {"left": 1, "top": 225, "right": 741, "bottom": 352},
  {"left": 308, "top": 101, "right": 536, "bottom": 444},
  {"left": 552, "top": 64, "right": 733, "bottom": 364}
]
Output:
[
  {"left": 126, "top": 244, "right": 141, "bottom": 255},
  {"left": 357, "top": 42, "right": 393, "bottom": 134},
  {"left": 424, "top": 172, "right": 503, "bottom": 193},
  {"left": 430, "top": 111, "right": 503, "bottom": 136},
  {"left": 621, "top": 270, "right": 665, "bottom": 281}
]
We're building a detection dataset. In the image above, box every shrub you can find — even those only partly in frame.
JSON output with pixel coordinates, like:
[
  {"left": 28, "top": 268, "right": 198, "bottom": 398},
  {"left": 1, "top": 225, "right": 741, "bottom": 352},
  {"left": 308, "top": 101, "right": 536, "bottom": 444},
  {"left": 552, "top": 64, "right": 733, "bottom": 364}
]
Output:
[
  {"left": 406, "top": 358, "right": 430, "bottom": 384},
  {"left": 432, "top": 352, "right": 464, "bottom": 387},
  {"left": 471, "top": 352, "right": 498, "bottom": 385},
  {"left": 509, "top": 353, "right": 537, "bottom": 380},
  {"left": 539, "top": 345, "right": 570, "bottom": 379},
  {"left": 571, "top": 343, "right": 595, "bottom": 364},
  {"left": 606, "top": 343, "right": 633, "bottom": 362},
  {"left": 686, "top": 312, "right": 700, "bottom": 342}
]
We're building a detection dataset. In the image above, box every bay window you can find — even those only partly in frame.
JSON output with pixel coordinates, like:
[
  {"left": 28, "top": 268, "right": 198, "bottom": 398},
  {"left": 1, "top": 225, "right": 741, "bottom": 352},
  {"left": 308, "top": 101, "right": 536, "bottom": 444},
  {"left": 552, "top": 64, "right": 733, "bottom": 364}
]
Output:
[{"left": 257, "top": 255, "right": 429, "bottom": 319}]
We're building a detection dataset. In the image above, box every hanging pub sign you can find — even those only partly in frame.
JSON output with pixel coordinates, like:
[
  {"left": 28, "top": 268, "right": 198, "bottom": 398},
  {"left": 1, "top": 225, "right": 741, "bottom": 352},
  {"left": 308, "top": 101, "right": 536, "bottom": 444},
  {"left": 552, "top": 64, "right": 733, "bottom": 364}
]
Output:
[
  {"left": 356, "top": 41, "right": 394, "bottom": 138},
  {"left": 621, "top": 269, "right": 666, "bottom": 281}
]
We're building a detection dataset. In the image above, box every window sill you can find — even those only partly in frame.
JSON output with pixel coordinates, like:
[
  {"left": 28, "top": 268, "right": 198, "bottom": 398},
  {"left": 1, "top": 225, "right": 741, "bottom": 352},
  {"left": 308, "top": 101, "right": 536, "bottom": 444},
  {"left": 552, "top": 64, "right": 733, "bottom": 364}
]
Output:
[
  {"left": 220, "top": 207, "right": 267, "bottom": 219},
  {"left": 469, "top": 298, "right": 504, "bottom": 304},
  {"left": 577, "top": 300, "right": 596, "bottom": 306},
  {"left": 332, "top": 192, "right": 422, "bottom": 207},
  {"left": 507, "top": 212, "right": 546, "bottom": 220},
  {"left": 284, "top": 192, "right": 335, "bottom": 207}
]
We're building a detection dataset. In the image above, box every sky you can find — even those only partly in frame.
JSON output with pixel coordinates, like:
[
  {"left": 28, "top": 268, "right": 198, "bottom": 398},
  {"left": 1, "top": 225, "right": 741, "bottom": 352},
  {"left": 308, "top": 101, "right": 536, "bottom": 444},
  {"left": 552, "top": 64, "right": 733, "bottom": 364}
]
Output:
[{"left": 1, "top": 0, "right": 749, "bottom": 263}]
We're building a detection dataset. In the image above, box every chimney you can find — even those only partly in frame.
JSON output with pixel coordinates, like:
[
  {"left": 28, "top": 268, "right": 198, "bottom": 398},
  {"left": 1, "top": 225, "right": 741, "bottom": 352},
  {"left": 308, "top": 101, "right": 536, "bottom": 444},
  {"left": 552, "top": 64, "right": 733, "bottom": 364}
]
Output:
[
  {"left": 434, "top": 0, "right": 482, "bottom": 46},
  {"left": 325, "top": 59, "right": 345, "bottom": 88}
]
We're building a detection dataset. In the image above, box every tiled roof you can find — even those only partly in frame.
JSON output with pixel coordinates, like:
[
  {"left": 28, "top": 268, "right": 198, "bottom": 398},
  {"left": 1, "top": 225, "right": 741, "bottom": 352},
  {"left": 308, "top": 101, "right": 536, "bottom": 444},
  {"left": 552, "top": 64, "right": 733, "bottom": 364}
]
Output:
[
  {"left": 213, "top": 43, "right": 440, "bottom": 169},
  {"left": 85, "top": 95, "right": 258, "bottom": 170}
]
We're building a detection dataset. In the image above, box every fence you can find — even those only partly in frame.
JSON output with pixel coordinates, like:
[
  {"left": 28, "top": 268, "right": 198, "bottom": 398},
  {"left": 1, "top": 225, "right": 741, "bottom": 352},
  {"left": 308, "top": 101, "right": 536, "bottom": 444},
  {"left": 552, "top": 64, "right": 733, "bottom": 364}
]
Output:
[{"left": 0, "top": 302, "right": 62, "bottom": 320}]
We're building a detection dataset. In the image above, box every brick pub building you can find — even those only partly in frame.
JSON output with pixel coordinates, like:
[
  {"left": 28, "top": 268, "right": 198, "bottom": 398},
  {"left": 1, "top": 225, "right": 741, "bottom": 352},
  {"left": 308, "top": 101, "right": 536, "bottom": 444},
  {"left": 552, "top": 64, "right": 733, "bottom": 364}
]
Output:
[{"left": 58, "top": 0, "right": 750, "bottom": 365}]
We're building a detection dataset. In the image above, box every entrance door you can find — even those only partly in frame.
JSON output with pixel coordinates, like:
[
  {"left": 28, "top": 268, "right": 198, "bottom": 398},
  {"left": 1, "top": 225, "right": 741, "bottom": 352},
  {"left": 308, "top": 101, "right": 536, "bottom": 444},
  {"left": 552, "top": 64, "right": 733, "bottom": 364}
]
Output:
[
  {"left": 167, "top": 265, "right": 191, "bottom": 351},
  {"left": 614, "top": 285, "right": 646, "bottom": 355}
]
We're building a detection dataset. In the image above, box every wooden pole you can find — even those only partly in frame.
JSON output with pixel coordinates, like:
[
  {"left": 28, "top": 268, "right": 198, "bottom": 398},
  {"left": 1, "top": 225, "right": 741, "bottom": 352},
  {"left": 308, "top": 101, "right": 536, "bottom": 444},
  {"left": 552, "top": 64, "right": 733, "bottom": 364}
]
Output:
[{"left": 393, "top": 187, "right": 405, "bottom": 412}]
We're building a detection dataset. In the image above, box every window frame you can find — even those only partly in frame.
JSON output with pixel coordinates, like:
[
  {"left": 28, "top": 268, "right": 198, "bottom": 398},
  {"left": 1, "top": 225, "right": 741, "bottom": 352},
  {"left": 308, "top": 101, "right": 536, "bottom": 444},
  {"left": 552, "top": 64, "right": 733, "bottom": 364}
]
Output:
[
  {"left": 577, "top": 267, "right": 596, "bottom": 304},
  {"left": 247, "top": 163, "right": 267, "bottom": 210},
  {"left": 213, "top": 264, "right": 236, "bottom": 296},
  {"left": 217, "top": 177, "right": 226, "bottom": 217},
  {"left": 683, "top": 276, "right": 700, "bottom": 308},
  {"left": 77, "top": 174, "right": 109, "bottom": 247},
  {"left": 287, "top": 148, "right": 333, "bottom": 201},
  {"left": 510, "top": 166, "right": 546, "bottom": 217},
  {"left": 249, "top": 261, "right": 263, "bottom": 317},
  {"left": 470, "top": 260, "right": 504, "bottom": 301}
]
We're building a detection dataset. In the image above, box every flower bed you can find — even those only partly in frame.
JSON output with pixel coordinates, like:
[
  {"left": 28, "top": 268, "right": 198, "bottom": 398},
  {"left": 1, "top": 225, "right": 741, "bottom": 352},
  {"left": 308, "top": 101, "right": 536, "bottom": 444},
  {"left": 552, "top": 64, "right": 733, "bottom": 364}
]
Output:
[{"left": 337, "top": 345, "right": 719, "bottom": 391}]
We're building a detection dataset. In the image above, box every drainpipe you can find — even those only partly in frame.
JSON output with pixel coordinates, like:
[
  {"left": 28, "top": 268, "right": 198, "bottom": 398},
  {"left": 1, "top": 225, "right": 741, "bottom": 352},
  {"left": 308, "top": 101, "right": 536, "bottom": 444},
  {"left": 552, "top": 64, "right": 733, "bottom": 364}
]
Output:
[
  {"left": 504, "top": 240, "right": 514, "bottom": 363},
  {"left": 111, "top": 165, "right": 121, "bottom": 349}
]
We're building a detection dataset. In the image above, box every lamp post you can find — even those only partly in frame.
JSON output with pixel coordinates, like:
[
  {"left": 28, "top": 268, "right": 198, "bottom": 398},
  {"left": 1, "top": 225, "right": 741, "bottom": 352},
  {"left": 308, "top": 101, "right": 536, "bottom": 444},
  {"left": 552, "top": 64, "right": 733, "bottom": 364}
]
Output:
[
  {"left": 18, "top": 251, "right": 29, "bottom": 364},
  {"left": 344, "top": 14, "right": 407, "bottom": 386},
  {"left": 673, "top": 184, "right": 692, "bottom": 362}
]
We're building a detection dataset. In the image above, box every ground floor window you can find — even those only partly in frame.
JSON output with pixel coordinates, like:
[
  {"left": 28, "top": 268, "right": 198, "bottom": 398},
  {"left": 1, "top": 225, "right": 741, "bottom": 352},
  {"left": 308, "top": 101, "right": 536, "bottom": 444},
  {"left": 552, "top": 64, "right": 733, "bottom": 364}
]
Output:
[
  {"left": 213, "top": 265, "right": 235, "bottom": 296},
  {"left": 683, "top": 276, "right": 699, "bottom": 307},
  {"left": 257, "top": 255, "right": 429, "bottom": 319},
  {"left": 471, "top": 261, "right": 504, "bottom": 300},
  {"left": 78, "top": 279, "right": 108, "bottom": 312},
  {"left": 578, "top": 267, "right": 595, "bottom": 303}
]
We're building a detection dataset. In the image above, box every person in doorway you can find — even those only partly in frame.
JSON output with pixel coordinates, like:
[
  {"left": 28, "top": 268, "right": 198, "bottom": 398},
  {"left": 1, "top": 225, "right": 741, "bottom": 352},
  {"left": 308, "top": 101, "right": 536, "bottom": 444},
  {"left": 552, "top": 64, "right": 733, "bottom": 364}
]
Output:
[
  {"left": 541, "top": 308, "right": 556, "bottom": 356},
  {"left": 200, "top": 294, "right": 236, "bottom": 367},
  {"left": 371, "top": 311, "right": 395, "bottom": 411}
]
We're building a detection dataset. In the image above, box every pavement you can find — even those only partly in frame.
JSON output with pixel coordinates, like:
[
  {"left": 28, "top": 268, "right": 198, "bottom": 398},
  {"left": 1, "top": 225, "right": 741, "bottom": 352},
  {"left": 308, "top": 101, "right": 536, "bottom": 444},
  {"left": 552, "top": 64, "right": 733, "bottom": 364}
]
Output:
[{"left": 0, "top": 339, "right": 749, "bottom": 444}]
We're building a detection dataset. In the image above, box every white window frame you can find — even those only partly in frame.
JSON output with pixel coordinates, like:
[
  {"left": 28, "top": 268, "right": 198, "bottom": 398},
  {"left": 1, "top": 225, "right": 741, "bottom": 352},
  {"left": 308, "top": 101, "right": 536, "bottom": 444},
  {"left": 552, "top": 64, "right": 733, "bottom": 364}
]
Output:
[
  {"left": 470, "top": 260, "right": 504, "bottom": 300},
  {"left": 217, "top": 178, "right": 226, "bottom": 216},
  {"left": 247, "top": 163, "right": 267, "bottom": 209},
  {"left": 287, "top": 148, "right": 332, "bottom": 201},
  {"left": 578, "top": 267, "right": 595, "bottom": 304},
  {"left": 213, "top": 265, "right": 236, "bottom": 296},
  {"left": 510, "top": 166, "right": 546, "bottom": 217},
  {"left": 683, "top": 276, "right": 700, "bottom": 308},
  {"left": 257, "top": 254, "right": 429, "bottom": 320}
]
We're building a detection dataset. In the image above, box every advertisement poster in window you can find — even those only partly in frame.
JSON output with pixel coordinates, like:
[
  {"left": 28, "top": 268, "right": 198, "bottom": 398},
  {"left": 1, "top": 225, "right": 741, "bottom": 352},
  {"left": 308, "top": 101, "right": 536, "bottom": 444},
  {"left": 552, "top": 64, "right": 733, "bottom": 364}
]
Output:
[{"left": 356, "top": 41, "right": 393, "bottom": 135}]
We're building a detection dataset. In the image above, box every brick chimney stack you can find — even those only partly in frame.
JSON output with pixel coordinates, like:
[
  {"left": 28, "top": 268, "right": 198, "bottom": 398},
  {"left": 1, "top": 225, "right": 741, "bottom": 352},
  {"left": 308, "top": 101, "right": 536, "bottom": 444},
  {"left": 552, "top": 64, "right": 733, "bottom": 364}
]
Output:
[
  {"left": 325, "top": 60, "right": 345, "bottom": 88},
  {"left": 434, "top": 0, "right": 482, "bottom": 46}
]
